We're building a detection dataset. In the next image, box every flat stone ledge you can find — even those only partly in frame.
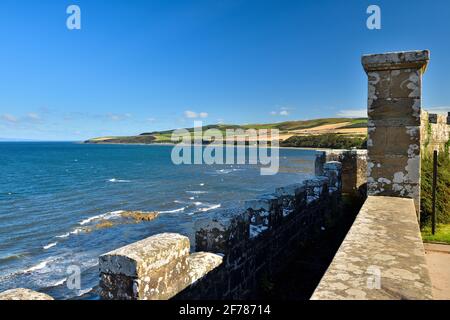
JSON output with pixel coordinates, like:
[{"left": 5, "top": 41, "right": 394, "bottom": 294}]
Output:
[
  {"left": 99, "top": 233, "right": 190, "bottom": 277},
  {"left": 362, "top": 50, "right": 429, "bottom": 73},
  {"left": 99, "top": 233, "right": 223, "bottom": 300},
  {"left": 311, "top": 196, "right": 433, "bottom": 300},
  {"left": 186, "top": 252, "right": 223, "bottom": 285},
  {"left": 0, "top": 288, "right": 54, "bottom": 300}
]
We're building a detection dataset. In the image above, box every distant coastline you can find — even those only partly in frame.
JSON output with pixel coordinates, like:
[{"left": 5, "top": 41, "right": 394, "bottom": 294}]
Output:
[
  {"left": 81, "top": 141, "right": 340, "bottom": 152},
  {"left": 84, "top": 117, "right": 368, "bottom": 150}
]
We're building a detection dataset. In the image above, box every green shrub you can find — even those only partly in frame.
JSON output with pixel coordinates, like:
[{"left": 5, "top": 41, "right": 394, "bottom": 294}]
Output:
[
  {"left": 421, "top": 152, "right": 450, "bottom": 226},
  {"left": 281, "top": 134, "right": 367, "bottom": 149},
  {"left": 445, "top": 138, "right": 450, "bottom": 154}
]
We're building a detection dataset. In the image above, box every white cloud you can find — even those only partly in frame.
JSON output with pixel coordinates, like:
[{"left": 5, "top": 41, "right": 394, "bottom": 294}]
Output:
[
  {"left": 107, "top": 113, "right": 132, "bottom": 121},
  {"left": 426, "top": 106, "right": 450, "bottom": 114},
  {"left": 26, "top": 113, "right": 41, "bottom": 121},
  {"left": 184, "top": 110, "right": 208, "bottom": 119},
  {"left": 337, "top": 109, "right": 367, "bottom": 118},
  {"left": 1, "top": 114, "right": 18, "bottom": 123},
  {"left": 147, "top": 117, "right": 156, "bottom": 122},
  {"left": 184, "top": 110, "right": 198, "bottom": 118},
  {"left": 270, "top": 107, "right": 290, "bottom": 116}
]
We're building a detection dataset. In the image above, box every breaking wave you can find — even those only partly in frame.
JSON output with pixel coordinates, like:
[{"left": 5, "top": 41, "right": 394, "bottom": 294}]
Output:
[{"left": 108, "top": 178, "right": 131, "bottom": 183}]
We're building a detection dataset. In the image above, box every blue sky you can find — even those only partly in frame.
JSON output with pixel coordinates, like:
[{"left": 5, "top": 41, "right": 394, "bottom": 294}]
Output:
[{"left": 0, "top": 0, "right": 449, "bottom": 140}]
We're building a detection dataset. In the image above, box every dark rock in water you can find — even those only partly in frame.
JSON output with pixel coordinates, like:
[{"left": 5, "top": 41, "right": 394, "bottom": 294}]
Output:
[
  {"left": 121, "top": 211, "right": 160, "bottom": 222},
  {"left": 86, "top": 211, "right": 160, "bottom": 232}
]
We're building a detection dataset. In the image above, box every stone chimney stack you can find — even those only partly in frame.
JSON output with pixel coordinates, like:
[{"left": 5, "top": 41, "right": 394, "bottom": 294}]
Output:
[{"left": 362, "top": 50, "right": 430, "bottom": 218}]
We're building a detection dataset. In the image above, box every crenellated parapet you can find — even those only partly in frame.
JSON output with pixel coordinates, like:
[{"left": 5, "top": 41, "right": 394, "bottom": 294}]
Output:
[
  {"left": 175, "top": 163, "right": 343, "bottom": 300},
  {"left": 316, "top": 149, "right": 368, "bottom": 197},
  {"left": 96, "top": 161, "right": 343, "bottom": 300}
]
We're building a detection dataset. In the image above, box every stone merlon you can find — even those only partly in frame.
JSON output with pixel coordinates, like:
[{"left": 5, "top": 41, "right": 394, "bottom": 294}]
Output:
[
  {"left": 99, "top": 233, "right": 190, "bottom": 278},
  {"left": 99, "top": 233, "right": 223, "bottom": 300},
  {"left": 362, "top": 50, "right": 430, "bottom": 73}
]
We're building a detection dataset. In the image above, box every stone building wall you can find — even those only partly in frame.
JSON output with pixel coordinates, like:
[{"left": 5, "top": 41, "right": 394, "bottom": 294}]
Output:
[{"left": 421, "top": 111, "right": 450, "bottom": 154}]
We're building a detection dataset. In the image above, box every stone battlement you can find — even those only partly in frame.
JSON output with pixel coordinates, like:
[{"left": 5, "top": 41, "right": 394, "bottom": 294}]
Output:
[
  {"left": 318, "top": 149, "right": 368, "bottom": 197},
  {"left": 98, "top": 161, "right": 343, "bottom": 300}
]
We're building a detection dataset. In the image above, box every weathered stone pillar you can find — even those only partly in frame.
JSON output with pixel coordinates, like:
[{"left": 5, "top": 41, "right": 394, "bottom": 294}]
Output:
[{"left": 362, "top": 50, "right": 430, "bottom": 217}]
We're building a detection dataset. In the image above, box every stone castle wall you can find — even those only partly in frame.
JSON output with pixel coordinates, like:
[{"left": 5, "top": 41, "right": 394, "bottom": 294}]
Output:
[
  {"left": 421, "top": 111, "right": 450, "bottom": 154},
  {"left": 175, "top": 162, "right": 342, "bottom": 299},
  {"left": 97, "top": 161, "right": 344, "bottom": 300},
  {"left": 321, "top": 150, "right": 368, "bottom": 197}
]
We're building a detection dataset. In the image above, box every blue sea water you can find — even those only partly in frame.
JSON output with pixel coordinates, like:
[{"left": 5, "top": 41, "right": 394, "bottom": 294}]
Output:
[{"left": 0, "top": 142, "right": 316, "bottom": 299}]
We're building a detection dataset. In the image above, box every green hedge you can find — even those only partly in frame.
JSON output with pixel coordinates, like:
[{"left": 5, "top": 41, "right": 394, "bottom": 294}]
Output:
[
  {"left": 421, "top": 151, "right": 450, "bottom": 226},
  {"left": 281, "top": 134, "right": 367, "bottom": 149}
]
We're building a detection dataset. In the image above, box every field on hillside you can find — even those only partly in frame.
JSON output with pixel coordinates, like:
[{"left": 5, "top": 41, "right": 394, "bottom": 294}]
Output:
[{"left": 86, "top": 117, "right": 368, "bottom": 149}]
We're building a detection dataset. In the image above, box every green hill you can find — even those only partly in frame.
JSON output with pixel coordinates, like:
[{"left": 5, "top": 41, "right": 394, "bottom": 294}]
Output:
[{"left": 85, "top": 117, "right": 368, "bottom": 149}]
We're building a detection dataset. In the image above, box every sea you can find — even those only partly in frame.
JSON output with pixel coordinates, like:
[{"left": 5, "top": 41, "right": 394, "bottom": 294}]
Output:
[{"left": 0, "top": 142, "right": 316, "bottom": 299}]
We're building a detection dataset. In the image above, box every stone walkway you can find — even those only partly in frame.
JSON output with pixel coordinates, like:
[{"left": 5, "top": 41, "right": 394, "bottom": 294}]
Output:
[
  {"left": 312, "top": 197, "right": 432, "bottom": 300},
  {"left": 424, "top": 243, "right": 450, "bottom": 300}
]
